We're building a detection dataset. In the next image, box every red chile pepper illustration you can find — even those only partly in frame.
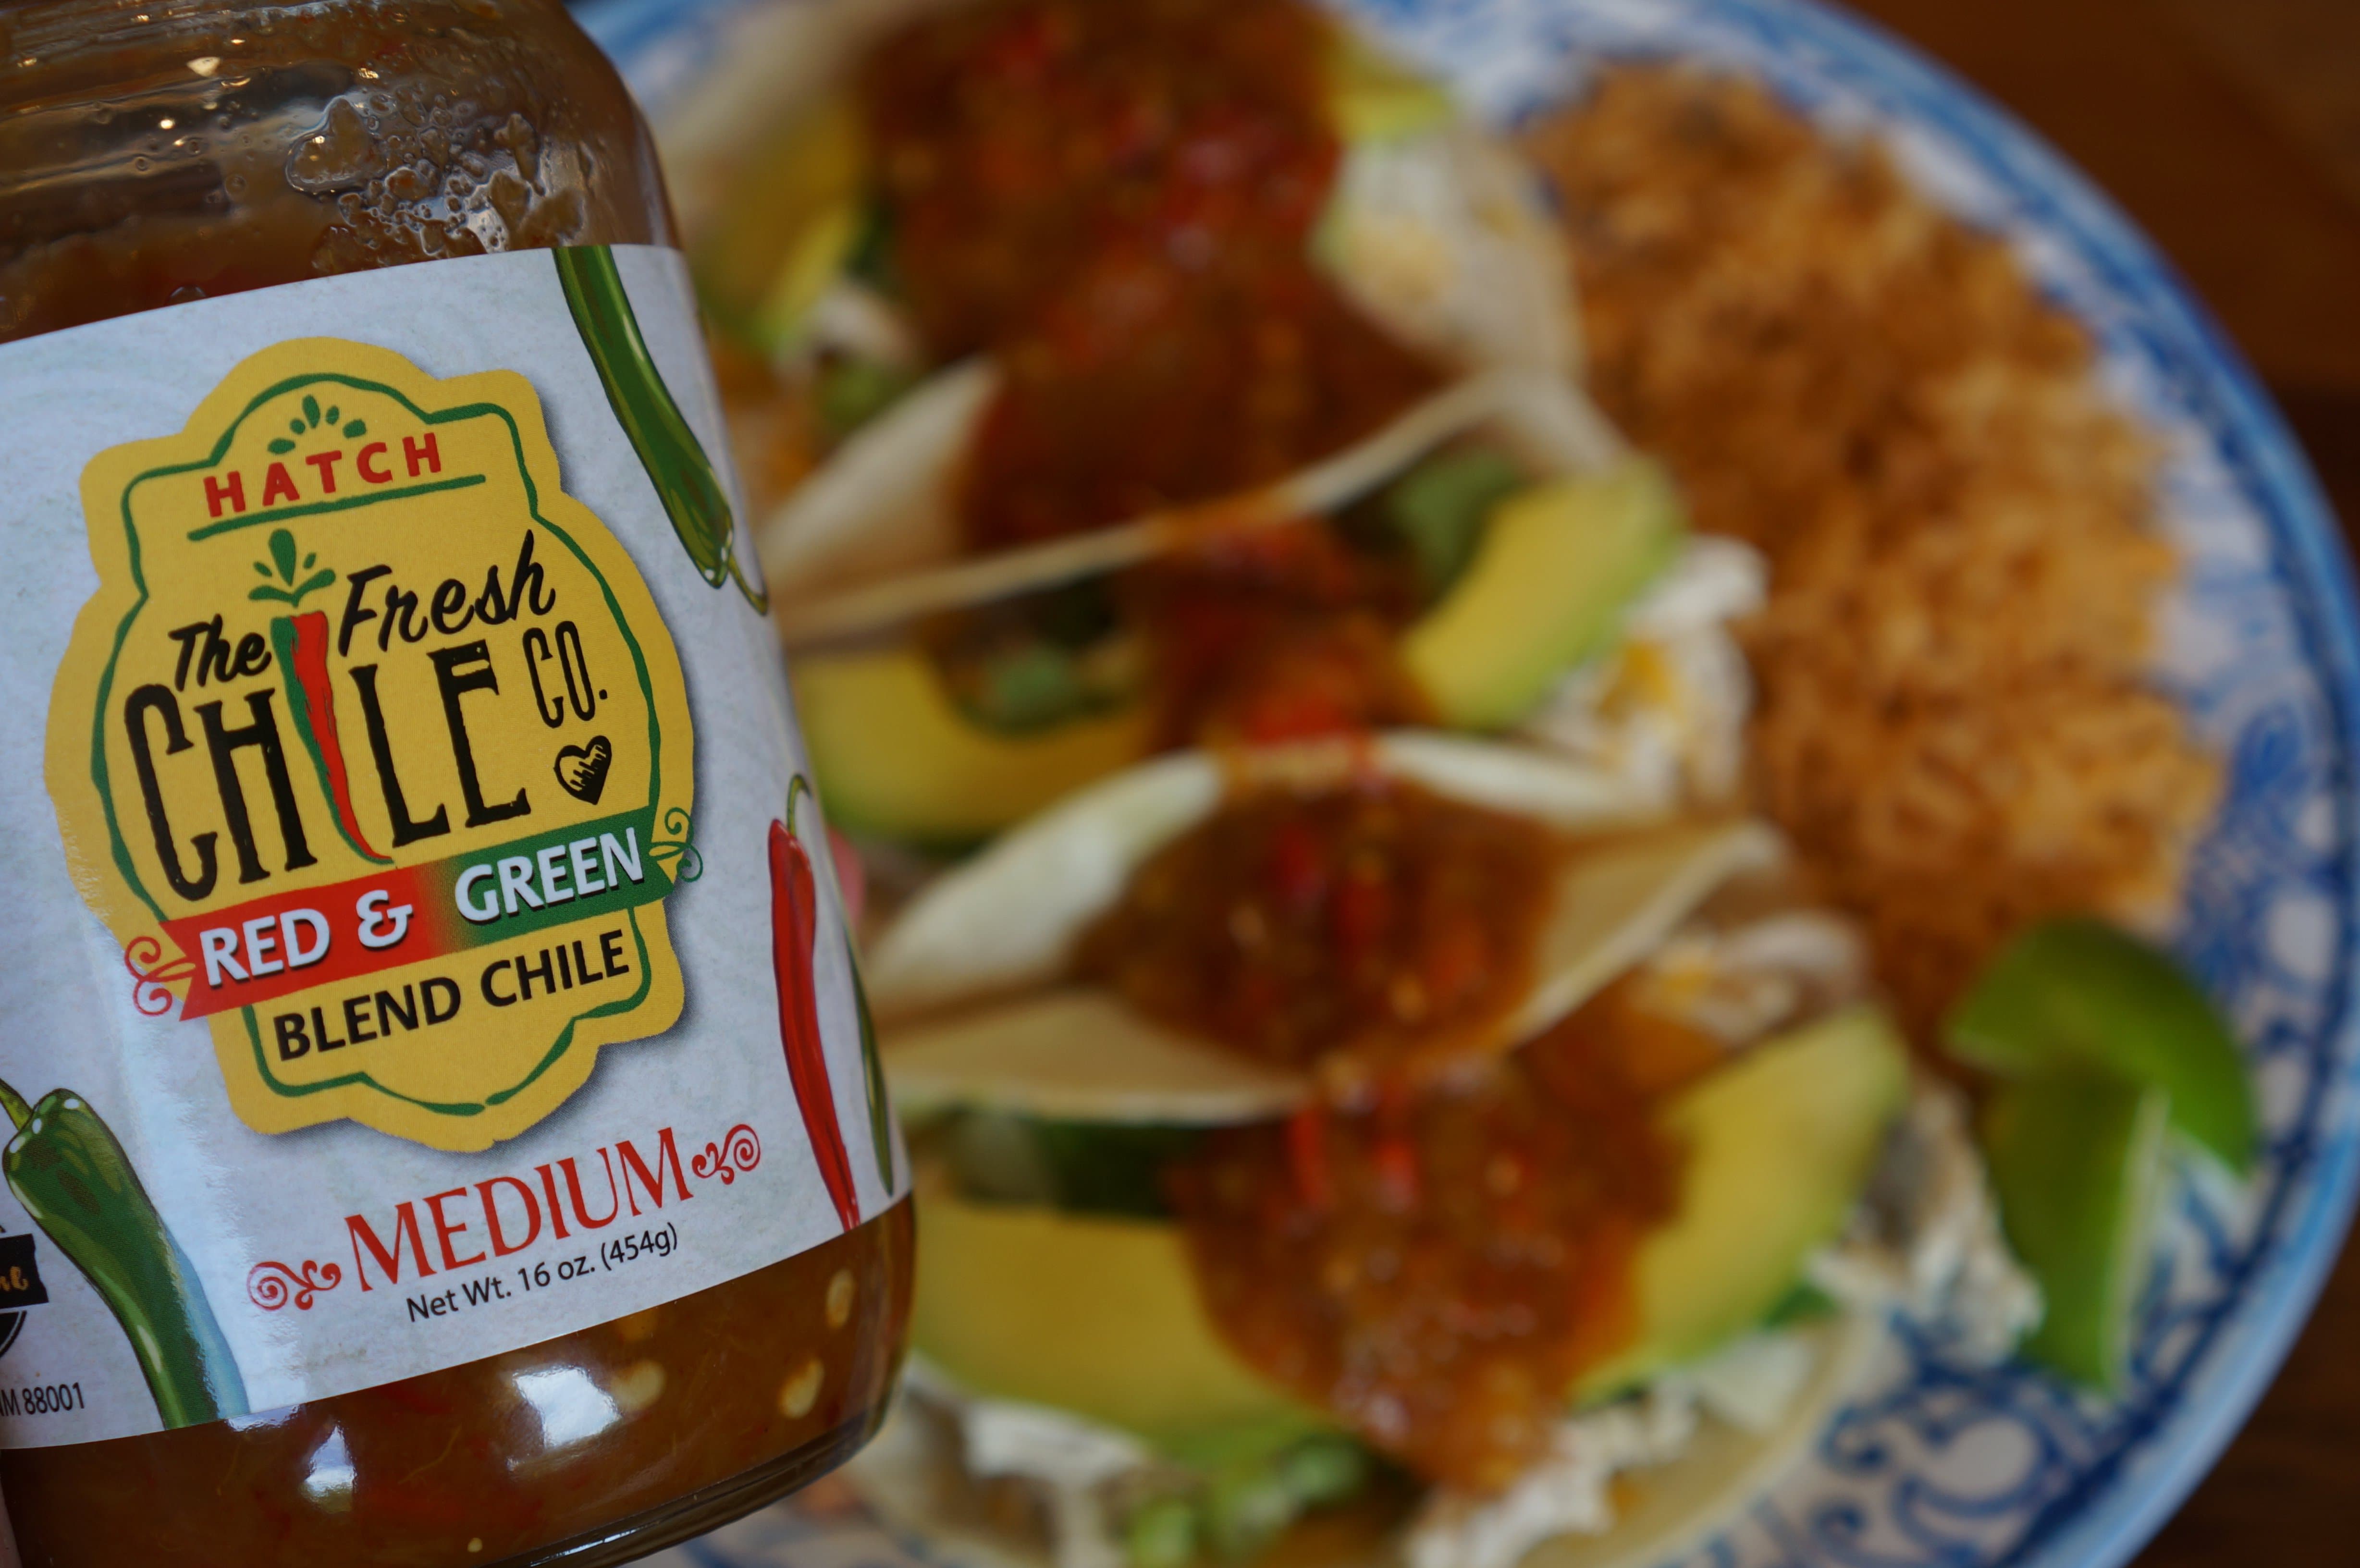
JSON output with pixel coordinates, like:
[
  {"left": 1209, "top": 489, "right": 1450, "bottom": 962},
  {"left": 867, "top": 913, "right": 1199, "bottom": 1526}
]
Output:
[
  {"left": 253, "top": 526, "right": 388, "bottom": 864},
  {"left": 772, "top": 778, "right": 860, "bottom": 1233}
]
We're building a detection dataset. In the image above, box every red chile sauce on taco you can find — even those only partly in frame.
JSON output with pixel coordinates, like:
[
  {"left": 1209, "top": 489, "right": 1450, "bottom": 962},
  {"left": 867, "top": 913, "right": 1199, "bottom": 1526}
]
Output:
[
  {"left": 861, "top": 0, "right": 1446, "bottom": 743},
  {"left": 1078, "top": 778, "right": 1709, "bottom": 1491}
]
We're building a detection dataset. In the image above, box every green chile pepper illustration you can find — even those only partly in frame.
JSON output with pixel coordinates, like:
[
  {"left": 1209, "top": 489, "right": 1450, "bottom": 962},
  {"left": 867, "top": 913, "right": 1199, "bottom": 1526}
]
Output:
[
  {"left": 555, "top": 244, "right": 768, "bottom": 610},
  {"left": 0, "top": 1078, "right": 247, "bottom": 1427}
]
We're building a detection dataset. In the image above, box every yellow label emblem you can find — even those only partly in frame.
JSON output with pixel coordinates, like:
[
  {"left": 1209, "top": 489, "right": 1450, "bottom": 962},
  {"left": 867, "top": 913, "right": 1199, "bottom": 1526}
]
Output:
[{"left": 46, "top": 339, "right": 696, "bottom": 1151}]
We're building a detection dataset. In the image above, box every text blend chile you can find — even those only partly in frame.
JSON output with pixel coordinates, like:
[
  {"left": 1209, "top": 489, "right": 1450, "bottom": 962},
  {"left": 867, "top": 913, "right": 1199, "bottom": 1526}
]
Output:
[{"left": 0, "top": 4, "right": 912, "bottom": 1566}]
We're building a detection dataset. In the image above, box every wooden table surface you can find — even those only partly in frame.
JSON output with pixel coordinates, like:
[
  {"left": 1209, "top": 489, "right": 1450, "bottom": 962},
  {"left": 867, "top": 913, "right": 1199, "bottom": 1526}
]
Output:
[{"left": 1839, "top": 1, "right": 2360, "bottom": 1561}]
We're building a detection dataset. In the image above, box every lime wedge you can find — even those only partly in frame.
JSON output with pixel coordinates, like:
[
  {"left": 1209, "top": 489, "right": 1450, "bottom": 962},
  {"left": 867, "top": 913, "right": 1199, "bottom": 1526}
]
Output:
[
  {"left": 1946, "top": 918, "right": 2254, "bottom": 1174},
  {"left": 1981, "top": 1070, "right": 2169, "bottom": 1389}
]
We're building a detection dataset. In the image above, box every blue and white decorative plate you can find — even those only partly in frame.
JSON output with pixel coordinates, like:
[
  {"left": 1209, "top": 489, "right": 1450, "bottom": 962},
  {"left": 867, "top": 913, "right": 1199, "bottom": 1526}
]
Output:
[{"left": 577, "top": 1, "right": 2360, "bottom": 1565}]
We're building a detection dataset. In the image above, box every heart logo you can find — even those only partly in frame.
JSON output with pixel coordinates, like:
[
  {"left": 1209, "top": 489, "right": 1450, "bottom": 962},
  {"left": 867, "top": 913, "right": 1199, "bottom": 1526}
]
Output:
[{"left": 554, "top": 736, "right": 613, "bottom": 805}]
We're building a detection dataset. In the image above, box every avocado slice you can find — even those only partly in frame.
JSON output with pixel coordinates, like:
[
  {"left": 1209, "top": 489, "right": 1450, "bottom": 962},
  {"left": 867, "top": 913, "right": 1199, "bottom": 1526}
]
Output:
[
  {"left": 1324, "top": 28, "right": 1455, "bottom": 145},
  {"left": 694, "top": 92, "right": 868, "bottom": 355},
  {"left": 1581, "top": 1006, "right": 1911, "bottom": 1398},
  {"left": 791, "top": 645, "right": 1153, "bottom": 844},
  {"left": 791, "top": 461, "right": 1681, "bottom": 835},
  {"left": 910, "top": 1007, "right": 1909, "bottom": 1444},
  {"left": 1401, "top": 460, "right": 1684, "bottom": 731},
  {"left": 1980, "top": 1069, "right": 2168, "bottom": 1390},
  {"left": 911, "top": 1187, "right": 1323, "bottom": 1449}
]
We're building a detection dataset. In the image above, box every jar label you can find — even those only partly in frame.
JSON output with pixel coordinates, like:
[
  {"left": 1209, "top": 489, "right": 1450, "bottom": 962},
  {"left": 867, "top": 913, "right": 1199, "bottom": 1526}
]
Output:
[
  {"left": 0, "top": 246, "right": 905, "bottom": 1448},
  {"left": 50, "top": 339, "right": 700, "bottom": 1151}
]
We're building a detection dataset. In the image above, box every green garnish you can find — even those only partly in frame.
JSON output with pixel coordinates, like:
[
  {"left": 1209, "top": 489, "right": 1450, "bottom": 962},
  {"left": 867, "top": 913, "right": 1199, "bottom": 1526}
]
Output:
[
  {"left": 938, "top": 1110, "right": 1203, "bottom": 1219},
  {"left": 817, "top": 356, "right": 919, "bottom": 440},
  {"left": 1380, "top": 446, "right": 1525, "bottom": 597},
  {"left": 1122, "top": 1433, "right": 1376, "bottom": 1567}
]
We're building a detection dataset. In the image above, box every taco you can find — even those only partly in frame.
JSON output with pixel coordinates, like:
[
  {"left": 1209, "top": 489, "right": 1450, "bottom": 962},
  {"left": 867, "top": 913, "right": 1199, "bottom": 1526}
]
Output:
[
  {"left": 673, "top": 0, "right": 1751, "bottom": 844},
  {"left": 850, "top": 735, "right": 2038, "bottom": 1568}
]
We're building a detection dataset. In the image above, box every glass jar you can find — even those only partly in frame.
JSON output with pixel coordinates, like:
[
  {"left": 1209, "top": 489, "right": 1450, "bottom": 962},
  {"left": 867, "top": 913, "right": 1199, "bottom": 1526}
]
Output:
[
  {"left": 1, "top": 1213, "right": 913, "bottom": 1567},
  {"left": 0, "top": 3, "right": 913, "bottom": 1564},
  {"left": 0, "top": 0, "right": 669, "bottom": 338}
]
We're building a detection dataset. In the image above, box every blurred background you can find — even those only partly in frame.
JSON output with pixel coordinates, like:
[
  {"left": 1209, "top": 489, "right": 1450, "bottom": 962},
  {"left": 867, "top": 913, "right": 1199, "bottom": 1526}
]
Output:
[
  {"left": 574, "top": 0, "right": 2360, "bottom": 1559},
  {"left": 1657, "top": 1, "right": 2360, "bottom": 1561}
]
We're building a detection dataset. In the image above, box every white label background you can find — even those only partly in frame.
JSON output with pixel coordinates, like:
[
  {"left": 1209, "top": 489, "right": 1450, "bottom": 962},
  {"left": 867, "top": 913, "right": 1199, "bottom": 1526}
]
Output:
[{"left": 0, "top": 245, "right": 905, "bottom": 1449}]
